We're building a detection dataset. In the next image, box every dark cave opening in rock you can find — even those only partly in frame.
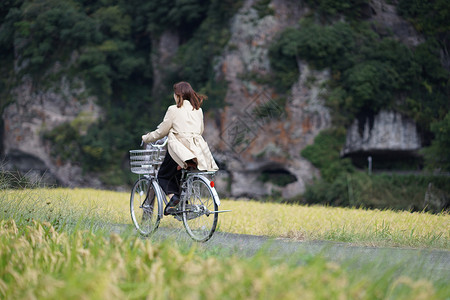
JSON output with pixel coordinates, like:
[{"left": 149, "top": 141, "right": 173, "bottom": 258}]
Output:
[
  {"left": 3, "top": 150, "right": 60, "bottom": 186},
  {"left": 258, "top": 168, "right": 297, "bottom": 187},
  {"left": 346, "top": 150, "right": 424, "bottom": 171}
]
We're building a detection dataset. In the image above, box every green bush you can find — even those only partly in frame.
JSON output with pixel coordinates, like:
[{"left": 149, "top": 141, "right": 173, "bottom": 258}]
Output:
[
  {"left": 43, "top": 123, "right": 82, "bottom": 163},
  {"left": 11, "top": 0, "right": 97, "bottom": 74},
  {"left": 267, "top": 28, "right": 300, "bottom": 91},
  {"left": 300, "top": 124, "right": 450, "bottom": 212},
  {"left": 270, "top": 21, "right": 440, "bottom": 126},
  {"left": 304, "top": 0, "right": 370, "bottom": 20},
  {"left": 253, "top": 0, "right": 275, "bottom": 18},
  {"left": 402, "top": 40, "right": 450, "bottom": 137},
  {"left": 303, "top": 172, "right": 450, "bottom": 212},
  {"left": 301, "top": 128, "right": 354, "bottom": 182},
  {"left": 423, "top": 112, "right": 450, "bottom": 171},
  {"left": 398, "top": 0, "right": 450, "bottom": 44}
]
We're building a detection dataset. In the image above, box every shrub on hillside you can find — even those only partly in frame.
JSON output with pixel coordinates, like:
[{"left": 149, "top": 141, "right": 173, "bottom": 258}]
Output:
[{"left": 303, "top": 173, "right": 450, "bottom": 212}]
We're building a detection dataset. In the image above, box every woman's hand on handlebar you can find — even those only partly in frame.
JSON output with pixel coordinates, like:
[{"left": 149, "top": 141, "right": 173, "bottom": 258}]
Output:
[{"left": 140, "top": 135, "right": 167, "bottom": 148}]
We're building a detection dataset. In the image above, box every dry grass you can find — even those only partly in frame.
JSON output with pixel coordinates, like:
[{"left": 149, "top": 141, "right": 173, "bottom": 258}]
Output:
[
  {"left": 1, "top": 188, "right": 449, "bottom": 249},
  {"left": 218, "top": 200, "right": 450, "bottom": 249},
  {"left": 1, "top": 219, "right": 447, "bottom": 299},
  {"left": 1, "top": 188, "right": 449, "bottom": 299}
]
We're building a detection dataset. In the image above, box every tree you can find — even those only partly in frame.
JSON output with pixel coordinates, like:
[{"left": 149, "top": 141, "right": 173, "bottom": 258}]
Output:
[{"left": 423, "top": 112, "right": 450, "bottom": 171}]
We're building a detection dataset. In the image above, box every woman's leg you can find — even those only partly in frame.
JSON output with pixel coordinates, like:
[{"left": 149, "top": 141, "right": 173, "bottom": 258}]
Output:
[
  {"left": 157, "top": 152, "right": 182, "bottom": 197},
  {"left": 157, "top": 152, "right": 182, "bottom": 215}
]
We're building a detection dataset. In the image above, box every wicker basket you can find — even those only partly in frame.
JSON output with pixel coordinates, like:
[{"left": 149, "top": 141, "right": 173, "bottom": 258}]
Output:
[{"left": 129, "top": 147, "right": 166, "bottom": 175}]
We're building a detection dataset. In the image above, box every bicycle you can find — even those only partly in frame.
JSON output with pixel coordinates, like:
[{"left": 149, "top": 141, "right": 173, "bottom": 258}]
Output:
[{"left": 129, "top": 138, "right": 229, "bottom": 242}]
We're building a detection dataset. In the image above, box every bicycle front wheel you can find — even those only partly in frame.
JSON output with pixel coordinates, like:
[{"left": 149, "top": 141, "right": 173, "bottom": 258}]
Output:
[
  {"left": 182, "top": 176, "right": 218, "bottom": 242},
  {"left": 130, "top": 177, "right": 162, "bottom": 236}
]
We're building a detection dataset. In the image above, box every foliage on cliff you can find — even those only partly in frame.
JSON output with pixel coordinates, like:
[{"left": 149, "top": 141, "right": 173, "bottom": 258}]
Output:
[
  {"left": 422, "top": 112, "right": 450, "bottom": 171},
  {"left": 273, "top": 0, "right": 450, "bottom": 207},
  {"left": 0, "top": 0, "right": 241, "bottom": 184},
  {"left": 270, "top": 0, "right": 449, "bottom": 174},
  {"left": 1, "top": 0, "right": 449, "bottom": 189},
  {"left": 270, "top": 20, "right": 449, "bottom": 135},
  {"left": 398, "top": 0, "right": 450, "bottom": 50}
]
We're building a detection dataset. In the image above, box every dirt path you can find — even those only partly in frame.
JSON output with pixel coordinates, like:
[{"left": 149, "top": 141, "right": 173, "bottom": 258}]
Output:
[
  {"left": 113, "top": 225, "right": 450, "bottom": 281},
  {"left": 208, "top": 231, "right": 449, "bottom": 280}
]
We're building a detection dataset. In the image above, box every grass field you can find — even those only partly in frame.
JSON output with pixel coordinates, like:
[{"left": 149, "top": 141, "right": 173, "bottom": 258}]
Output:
[
  {"left": 1, "top": 219, "right": 449, "bottom": 299},
  {"left": 2, "top": 188, "right": 449, "bottom": 249},
  {"left": 1, "top": 187, "right": 449, "bottom": 299}
]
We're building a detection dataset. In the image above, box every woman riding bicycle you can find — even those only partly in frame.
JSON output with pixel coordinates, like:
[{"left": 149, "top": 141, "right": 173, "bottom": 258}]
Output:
[{"left": 142, "top": 81, "right": 219, "bottom": 215}]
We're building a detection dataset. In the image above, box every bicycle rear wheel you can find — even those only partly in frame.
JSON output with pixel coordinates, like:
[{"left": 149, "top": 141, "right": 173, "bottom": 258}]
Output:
[
  {"left": 130, "top": 177, "right": 162, "bottom": 236},
  {"left": 182, "top": 176, "right": 218, "bottom": 242}
]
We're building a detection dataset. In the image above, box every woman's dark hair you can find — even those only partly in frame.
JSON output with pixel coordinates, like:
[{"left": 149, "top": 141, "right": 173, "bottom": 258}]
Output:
[{"left": 173, "top": 81, "right": 207, "bottom": 110}]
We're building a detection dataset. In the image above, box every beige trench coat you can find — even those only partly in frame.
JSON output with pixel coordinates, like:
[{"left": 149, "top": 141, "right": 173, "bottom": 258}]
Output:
[{"left": 142, "top": 100, "right": 219, "bottom": 171}]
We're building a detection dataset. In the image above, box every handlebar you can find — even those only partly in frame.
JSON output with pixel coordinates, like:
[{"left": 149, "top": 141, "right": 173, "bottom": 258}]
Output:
[
  {"left": 141, "top": 136, "right": 168, "bottom": 149},
  {"left": 152, "top": 138, "right": 168, "bottom": 148}
]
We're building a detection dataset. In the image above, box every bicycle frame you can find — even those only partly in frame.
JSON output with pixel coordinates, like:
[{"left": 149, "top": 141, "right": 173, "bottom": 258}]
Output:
[
  {"left": 184, "top": 171, "right": 221, "bottom": 206},
  {"left": 142, "top": 174, "right": 166, "bottom": 215},
  {"left": 140, "top": 170, "right": 221, "bottom": 222},
  {"left": 144, "top": 138, "right": 220, "bottom": 206},
  {"left": 130, "top": 137, "right": 229, "bottom": 241}
]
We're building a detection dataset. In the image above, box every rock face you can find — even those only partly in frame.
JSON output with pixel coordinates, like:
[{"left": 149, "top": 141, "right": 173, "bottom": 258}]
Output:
[
  {"left": 342, "top": 110, "right": 421, "bottom": 156},
  {"left": 207, "top": 0, "right": 425, "bottom": 199},
  {"left": 151, "top": 30, "right": 180, "bottom": 98},
  {"left": 2, "top": 75, "right": 103, "bottom": 187},
  {"left": 205, "top": 0, "right": 331, "bottom": 199},
  {"left": 1, "top": 0, "right": 427, "bottom": 196},
  {"left": 369, "top": 0, "right": 424, "bottom": 47}
]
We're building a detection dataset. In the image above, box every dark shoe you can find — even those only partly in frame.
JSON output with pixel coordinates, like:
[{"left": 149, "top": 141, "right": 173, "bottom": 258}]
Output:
[
  {"left": 164, "top": 194, "right": 180, "bottom": 215},
  {"left": 164, "top": 206, "right": 178, "bottom": 215}
]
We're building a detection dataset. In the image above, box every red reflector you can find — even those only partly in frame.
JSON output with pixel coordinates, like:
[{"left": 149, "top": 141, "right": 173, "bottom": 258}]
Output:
[{"left": 210, "top": 181, "right": 215, "bottom": 188}]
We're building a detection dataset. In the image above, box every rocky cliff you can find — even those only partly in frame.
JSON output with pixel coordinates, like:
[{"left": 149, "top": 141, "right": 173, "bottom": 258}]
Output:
[
  {"left": 342, "top": 110, "right": 421, "bottom": 156},
  {"left": 2, "top": 72, "right": 103, "bottom": 187},
  {"left": 1, "top": 0, "right": 426, "bottom": 196},
  {"left": 206, "top": 0, "right": 424, "bottom": 198},
  {"left": 203, "top": 0, "right": 332, "bottom": 199}
]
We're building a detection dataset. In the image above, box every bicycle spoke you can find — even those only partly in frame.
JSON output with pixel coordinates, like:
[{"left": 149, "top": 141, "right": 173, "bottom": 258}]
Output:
[
  {"left": 130, "top": 178, "right": 161, "bottom": 236},
  {"left": 182, "top": 177, "right": 218, "bottom": 242}
]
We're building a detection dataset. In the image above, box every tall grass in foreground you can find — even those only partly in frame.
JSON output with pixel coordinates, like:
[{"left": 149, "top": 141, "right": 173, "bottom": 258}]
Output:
[
  {"left": 1, "top": 188, "right": 449, "bottom": 249},
  {"left": 0, "top": 188, "right": 115, "bottom": 234},
  {"left": 1, "top": 220, "right": 448, "bottom": 300}
]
